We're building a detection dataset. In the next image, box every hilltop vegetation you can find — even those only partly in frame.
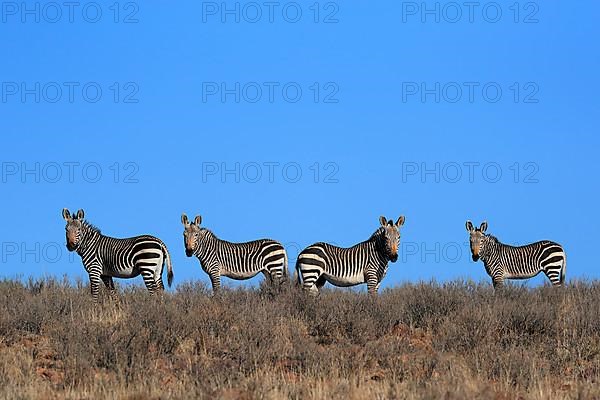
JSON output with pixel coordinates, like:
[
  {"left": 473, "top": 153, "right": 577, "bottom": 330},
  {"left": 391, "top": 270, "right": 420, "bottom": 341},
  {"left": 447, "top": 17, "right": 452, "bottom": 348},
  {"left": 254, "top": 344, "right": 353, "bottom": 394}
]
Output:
[{"left": 0, "top": 279, "right": 599, "bottom": 399}]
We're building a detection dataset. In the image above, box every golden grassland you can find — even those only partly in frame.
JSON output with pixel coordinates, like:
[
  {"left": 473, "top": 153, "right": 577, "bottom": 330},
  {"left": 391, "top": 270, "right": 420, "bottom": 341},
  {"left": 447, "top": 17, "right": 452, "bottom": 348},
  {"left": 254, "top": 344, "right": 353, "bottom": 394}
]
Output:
[{"left": 0, "top": 278, "right": 599, "bottom": 399}]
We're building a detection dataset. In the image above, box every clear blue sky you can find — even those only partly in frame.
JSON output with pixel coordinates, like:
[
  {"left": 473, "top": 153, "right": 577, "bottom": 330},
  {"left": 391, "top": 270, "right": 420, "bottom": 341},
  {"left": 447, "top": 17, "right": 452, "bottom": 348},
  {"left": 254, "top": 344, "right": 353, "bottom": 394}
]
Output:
[{"left": 1, "top": 1, "right": 598, "bottom": 289}]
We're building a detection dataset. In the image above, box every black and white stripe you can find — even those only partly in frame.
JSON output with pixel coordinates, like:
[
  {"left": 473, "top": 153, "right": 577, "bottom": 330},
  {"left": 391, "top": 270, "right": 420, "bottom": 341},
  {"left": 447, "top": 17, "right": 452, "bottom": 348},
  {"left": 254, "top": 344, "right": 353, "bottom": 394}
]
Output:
[
  {"left": 182, "top": 214, "right": 287, "bottom": 293},
  {"left": 63, "top": 209, "right": 173, "bottom": 301},
  {"left": 296, "top": 216, "right": 405, "bottom": 295},
  {"left": 466, "top": 221, "right": 566, "bottom": 288}
]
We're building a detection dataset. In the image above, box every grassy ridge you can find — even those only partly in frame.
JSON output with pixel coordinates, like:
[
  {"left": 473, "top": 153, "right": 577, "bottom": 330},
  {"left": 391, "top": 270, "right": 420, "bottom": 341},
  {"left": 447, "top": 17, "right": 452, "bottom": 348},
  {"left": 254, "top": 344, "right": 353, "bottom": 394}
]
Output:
[{"left": 0, "top": 278, "right": 599, "bottom": 399}]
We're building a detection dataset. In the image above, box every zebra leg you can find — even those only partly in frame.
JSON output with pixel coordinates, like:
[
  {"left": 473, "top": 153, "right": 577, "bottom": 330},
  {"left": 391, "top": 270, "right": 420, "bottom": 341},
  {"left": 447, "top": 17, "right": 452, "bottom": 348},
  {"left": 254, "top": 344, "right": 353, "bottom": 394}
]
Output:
[
  {"left": 366, "top": 273, "right": 379, "bottom": 296},
  {"left": 262, "top": 270, "right": 274, "bottom": 285},
  {"left": 209, "top": 273, "right": 222, "bottom": 294},
  {"left": 89, "top": 271, "right": 102, "bottom": 302},
  {"left": 140, "top": 268, "right": 158, "bottom": 295},
  {"left": 492, "top": 277, "right": 505, "bottom": 290},
  {"left": 154, "top": 261, "right": 166, "bottom": 291},
  {"left": 543, "top": 268, "right": 562, "bottom": 287},
  {"left": 306, "top": 276, "right": 324, "bottom": 296},
  {"left": 304, "top": 275, "right": 325, "bottom": 297},
  {"left": 299, "top": 266, "right": 324, "bottom": 294},
  {"left": 156, "top": 277, "right": 165, "bottom": 291},
  {"left": 266, "top": 268, "right": 286, "bottom": 286},
  {"left": 316, "top": 276, "right": 326, "bottom": 289},
  {"left": 101, "top": 275, "right": 117, "bottom": 298},
  {"left": 101, "top": 275, "right": 115, "bottom": 290}
]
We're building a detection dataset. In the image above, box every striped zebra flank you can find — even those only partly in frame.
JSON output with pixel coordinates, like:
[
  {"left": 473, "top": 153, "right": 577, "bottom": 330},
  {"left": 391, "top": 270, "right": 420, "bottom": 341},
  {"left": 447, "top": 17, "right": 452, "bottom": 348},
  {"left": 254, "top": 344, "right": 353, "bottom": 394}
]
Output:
[
  {"left": 62, "top": 208, "right": 173, "bottom": 301},
  {"left": 296, "top": 215, "right": 405, "bottom": 295},
  {"left": 466, "top": 220, "right": 566, "bottom": 288},
  {"left": 181, "top": 213, "right": 288, "bottom": 293}
]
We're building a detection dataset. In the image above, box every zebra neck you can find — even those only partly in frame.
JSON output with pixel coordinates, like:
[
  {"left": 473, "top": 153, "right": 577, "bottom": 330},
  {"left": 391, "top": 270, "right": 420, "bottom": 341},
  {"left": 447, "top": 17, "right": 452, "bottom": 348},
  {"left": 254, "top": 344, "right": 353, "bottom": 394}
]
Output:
[
  {"left": 480, "top": 235, "right": 501, "bottom": 264},
  {"left": 194, "top": 229, "right": 220, "bottom": 260},
  {"left": 370, "top": 229, "right": 390, "bottom": 264},
  {"left": 77, "top": 225, "right": 102, "bottom": 256}
]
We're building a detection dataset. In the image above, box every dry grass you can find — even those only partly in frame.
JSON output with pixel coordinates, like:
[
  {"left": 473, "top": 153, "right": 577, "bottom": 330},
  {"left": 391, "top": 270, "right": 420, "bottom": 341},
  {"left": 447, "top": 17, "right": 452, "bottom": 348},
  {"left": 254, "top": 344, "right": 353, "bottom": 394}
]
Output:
[{"left": 0, "top": 278, "right": 599, "bottom": 399}]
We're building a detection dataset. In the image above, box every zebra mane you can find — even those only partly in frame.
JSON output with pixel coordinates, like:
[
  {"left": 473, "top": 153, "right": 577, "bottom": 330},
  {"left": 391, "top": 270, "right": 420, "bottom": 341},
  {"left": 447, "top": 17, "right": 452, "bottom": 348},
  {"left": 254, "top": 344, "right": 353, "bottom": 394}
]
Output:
[
  {"left": 369, "top": 227, "right": 385, "bottom": 240},
  {"left": 482, "top": 234, "right": 501, "bottom": 252},
  {"left": 82, "top": 220, "right": 101, "bottom": 234},
  {"left": 199, "top": 227, "right": 216, "bottom": 238},
  {"left": 485, "top": 234, "right": 499, "bottom": 243}
]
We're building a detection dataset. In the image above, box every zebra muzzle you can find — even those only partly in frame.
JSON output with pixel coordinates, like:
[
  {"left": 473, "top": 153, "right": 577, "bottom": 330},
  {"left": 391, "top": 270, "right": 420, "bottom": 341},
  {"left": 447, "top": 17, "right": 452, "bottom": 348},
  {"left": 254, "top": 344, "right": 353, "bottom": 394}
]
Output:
[{"left": 66, "top": 242, "right": 78, "bottom": 252}]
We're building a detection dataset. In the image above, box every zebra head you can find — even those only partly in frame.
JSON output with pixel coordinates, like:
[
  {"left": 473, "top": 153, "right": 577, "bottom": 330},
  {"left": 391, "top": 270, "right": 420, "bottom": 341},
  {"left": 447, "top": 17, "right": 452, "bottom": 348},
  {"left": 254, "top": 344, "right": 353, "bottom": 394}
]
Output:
[
  {"left": 379, "top": 215, "right": 405, "bottom": 263},
  {"left": 466, "top": 220, "right": 488, "bottom": 262},
  {"left": 181, "top": 213, "right": 202, "bottom": 257},
  {"left": 62, "top": 208, "right": 85, "bottom": 252}
]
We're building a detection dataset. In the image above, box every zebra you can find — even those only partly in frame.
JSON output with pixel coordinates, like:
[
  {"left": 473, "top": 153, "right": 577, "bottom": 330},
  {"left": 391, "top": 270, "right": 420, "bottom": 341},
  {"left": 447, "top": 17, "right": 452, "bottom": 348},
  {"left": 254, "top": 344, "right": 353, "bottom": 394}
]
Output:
[
  {"left": 62, "top": 208, "right": 173, "bottom": 301},
  {"left": 296, "top": 215, "right": 405, "bottom": 295},
  {"left": 181, "top": 213, "right": 288, "bottom": 293},
  {"left": 466, "top": 220, "right": 566, "bottom": 288}
]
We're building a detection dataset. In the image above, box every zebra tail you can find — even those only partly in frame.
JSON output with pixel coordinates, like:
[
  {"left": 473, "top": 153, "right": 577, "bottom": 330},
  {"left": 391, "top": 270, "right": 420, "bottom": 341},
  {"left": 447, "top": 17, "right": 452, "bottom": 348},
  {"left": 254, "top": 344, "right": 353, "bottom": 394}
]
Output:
[
  {"left": 162, "top": 243, "right": 174, "bottom": 287},
  {"left": 294, "top": 259, "right": 302, "bottom": 287},
  {"left": 283, "top": 249, "right": 289, "bottom": 279},
  {"left": 560, "top": 252, "right": 567, "bottom": 286}
]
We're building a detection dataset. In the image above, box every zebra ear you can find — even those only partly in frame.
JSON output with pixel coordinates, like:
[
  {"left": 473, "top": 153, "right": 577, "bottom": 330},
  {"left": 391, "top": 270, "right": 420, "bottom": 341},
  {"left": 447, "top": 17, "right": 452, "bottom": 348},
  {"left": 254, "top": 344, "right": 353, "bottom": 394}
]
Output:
[
  {"left": 396, "top": 216, "right": 405, "bottom": 227},
  {"left": 480, "top": 221, "right": 488, "bottom": 233},
  {"left": 466, "top": 221, "right": 474, "bottom": 232},
  {"left": 62, "top": 208, "right": 71, "bottom": 221},
  {"left": 181, "top": 213, "right": 189, "bottom": 226},
  {"left": 194, "top": 215, "right": 202, "bottom": 226},
  {"left": 76, "top": 209, "right": 85, "bottom": 220},
  {"left": 379, "top": 216, "right": 387, "bottom": 227}
]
